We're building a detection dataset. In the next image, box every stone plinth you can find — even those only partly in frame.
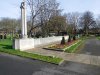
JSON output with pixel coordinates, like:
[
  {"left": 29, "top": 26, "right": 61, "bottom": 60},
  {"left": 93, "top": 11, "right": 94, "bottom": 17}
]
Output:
[{"left": 13, "top": 38, "right": 34, "bottom": 51}]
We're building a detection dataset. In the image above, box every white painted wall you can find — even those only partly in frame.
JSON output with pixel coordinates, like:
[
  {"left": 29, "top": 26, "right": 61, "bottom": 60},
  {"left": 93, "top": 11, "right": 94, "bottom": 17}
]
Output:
[
  {"left": 13, "top": 36, "right": 69, "bottom": 51},
  {"left": 13, "top": 38, "right": 35, "bottom": 51}
]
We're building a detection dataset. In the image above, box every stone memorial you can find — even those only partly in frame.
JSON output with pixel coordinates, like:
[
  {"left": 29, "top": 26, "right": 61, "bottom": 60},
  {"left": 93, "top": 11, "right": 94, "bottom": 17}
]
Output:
[
  {"left": 20, "top": 0, "right": 27, "bottom": 38},
  {"left": 13, "top": 0, "right": 69, "bottom": 51}
]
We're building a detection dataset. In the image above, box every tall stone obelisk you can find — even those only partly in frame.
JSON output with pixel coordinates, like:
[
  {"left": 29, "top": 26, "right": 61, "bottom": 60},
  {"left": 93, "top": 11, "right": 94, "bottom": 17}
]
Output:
[{"left": 20, "top": 0, "right": 27, "bottom": 38}]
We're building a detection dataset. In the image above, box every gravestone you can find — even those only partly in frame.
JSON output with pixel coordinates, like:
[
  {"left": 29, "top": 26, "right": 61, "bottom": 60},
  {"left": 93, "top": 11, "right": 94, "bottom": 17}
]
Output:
[
  {"left": 4, "top": 34, "right": 7, "bottom": 39},
  {"left": 0, "top": 35, "right": 2, "bottom": 39}
]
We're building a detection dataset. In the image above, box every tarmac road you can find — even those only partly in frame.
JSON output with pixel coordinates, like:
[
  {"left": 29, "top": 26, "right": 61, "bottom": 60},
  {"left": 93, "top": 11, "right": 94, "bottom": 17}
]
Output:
[
  {"left": 79, "top": 37, "right": 100, "bottom": 56},
  {"left": 0, "top": 53, "right": 100, "bottom": 75}
]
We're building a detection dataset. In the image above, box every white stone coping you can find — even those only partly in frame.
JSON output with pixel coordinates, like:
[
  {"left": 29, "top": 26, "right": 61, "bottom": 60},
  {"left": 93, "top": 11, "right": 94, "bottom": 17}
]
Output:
[{"left": 13, "top": 36, "right": 69, "bottom": 51}]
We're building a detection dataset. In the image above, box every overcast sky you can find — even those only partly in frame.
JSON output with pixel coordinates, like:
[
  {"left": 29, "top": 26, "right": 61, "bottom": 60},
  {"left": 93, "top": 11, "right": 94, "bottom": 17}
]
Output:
[{"left": 0, "top": 0, "right": 100, "bottom": 19}]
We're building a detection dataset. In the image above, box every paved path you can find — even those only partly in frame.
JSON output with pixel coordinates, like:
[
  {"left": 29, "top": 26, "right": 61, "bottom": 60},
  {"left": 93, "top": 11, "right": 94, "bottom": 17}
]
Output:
[
  {"left": 26, "top": 37, "right": 100, "bottom": 66},
  {"left": 0, "top": 53, "right": 100, "bottom": 75},
  {"left": 26, "top": 49, "right": 100, "bottom": 66},
  {"left": 79, "top": 37, "right": 100, "bottom": 56}
]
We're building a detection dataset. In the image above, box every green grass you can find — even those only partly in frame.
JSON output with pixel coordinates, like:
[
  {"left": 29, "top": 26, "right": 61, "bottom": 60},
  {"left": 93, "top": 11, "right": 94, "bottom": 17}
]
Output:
[
  {"left": 64, "top": 36, "right": 87, "bottom": 53},
  {"left": 96, "top": 37, "right": 100, "bottom": 40},
  {"left": 67, "top": 35, "right": 99, "bottom": 53},
  {"left": 65, "top": 40, "right": 83, "bottom": 53},
  {"left": 0, "top": 39, "right": 13, "bottom": 49},
  {"left": 0, "top": 39, "right": 63, "bottom": 65}
]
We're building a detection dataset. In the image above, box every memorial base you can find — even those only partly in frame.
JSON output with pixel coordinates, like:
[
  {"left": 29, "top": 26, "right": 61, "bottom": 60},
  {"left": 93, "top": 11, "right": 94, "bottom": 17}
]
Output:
[
  {"left": 13, "top": 38, "right": 34, "bottom": 51},
  {"left": 13, "top": 36, "right": 69, "bottom": 51}
]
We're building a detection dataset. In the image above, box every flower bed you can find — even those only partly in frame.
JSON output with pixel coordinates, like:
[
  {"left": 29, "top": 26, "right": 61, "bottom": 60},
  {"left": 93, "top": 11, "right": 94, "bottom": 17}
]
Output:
[{"left": 44, "top": 39, "right": 80, "bottom": 52}]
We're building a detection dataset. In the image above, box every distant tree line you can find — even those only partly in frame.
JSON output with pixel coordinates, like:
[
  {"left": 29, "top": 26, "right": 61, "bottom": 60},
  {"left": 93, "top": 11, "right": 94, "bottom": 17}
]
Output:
[{"left": 0, "top": 0, "right": 100, "bottom": 39}]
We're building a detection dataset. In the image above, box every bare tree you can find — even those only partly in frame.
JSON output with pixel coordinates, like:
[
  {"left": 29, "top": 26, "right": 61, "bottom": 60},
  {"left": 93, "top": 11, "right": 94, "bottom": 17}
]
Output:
[
  {"left": 27, "top": 0, "right": 61, "bottom": 37},
  {"left": 0, "top": 18, "right": 20, "bottom": 38},
  {"left": 80, "top": 11, "right": 95, "bottom": 35},
  {"left": 65, "top": 12, "right": 81, "bottom": 35}
]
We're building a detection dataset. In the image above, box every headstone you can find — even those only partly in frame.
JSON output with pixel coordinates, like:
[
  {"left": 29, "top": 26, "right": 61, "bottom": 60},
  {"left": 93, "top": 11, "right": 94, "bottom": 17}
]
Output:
[
  {"left": 4, "top": 34, "right": 7, "bottom": 39},
  {"left": 0, "top": 35, "right": 2, "bottom": 39}
]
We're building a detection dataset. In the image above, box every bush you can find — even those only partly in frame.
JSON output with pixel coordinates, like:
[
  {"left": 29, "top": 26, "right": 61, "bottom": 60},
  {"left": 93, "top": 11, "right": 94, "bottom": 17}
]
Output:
[
  {"left": 14, "top": 34, "right": 20, "bottom": 39},
  {"left": 61, "top": 36, "right": 65, "bottom": 45},
  {"left": 68, "top": 35, "right": 71, "bottom": 42},
  {"left": 73, "top": 35, "right": 76, "bottom": 40}
]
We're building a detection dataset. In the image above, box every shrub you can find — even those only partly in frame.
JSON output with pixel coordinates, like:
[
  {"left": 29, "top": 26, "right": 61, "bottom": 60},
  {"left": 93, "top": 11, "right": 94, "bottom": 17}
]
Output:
[
  {"left": 61, "top": 36, "right": 65, "bottom": 45},
  {"left": 68, "top": 35, "right": 71, "bottom": 42},
  {"left": 73, "top": 35, "right": 76, "bottom": 40}
]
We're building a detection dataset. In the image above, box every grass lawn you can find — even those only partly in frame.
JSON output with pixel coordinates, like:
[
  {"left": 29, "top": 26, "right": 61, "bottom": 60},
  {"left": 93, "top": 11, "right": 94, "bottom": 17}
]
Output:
[
  {"left": 64, "top": 36, "right": 87, "bottom": 53},
  {"left": 96, "top": 36, "right": 100, "bottom": 40},
  {"left": 0, "top": 39, "right": 63, "bottom": 65},
  {"left": 0, "top": 39, "right": 13, "bottom": 49},
  {"left": 65, "top": 40, "right": 83, "bottom": 53}
]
